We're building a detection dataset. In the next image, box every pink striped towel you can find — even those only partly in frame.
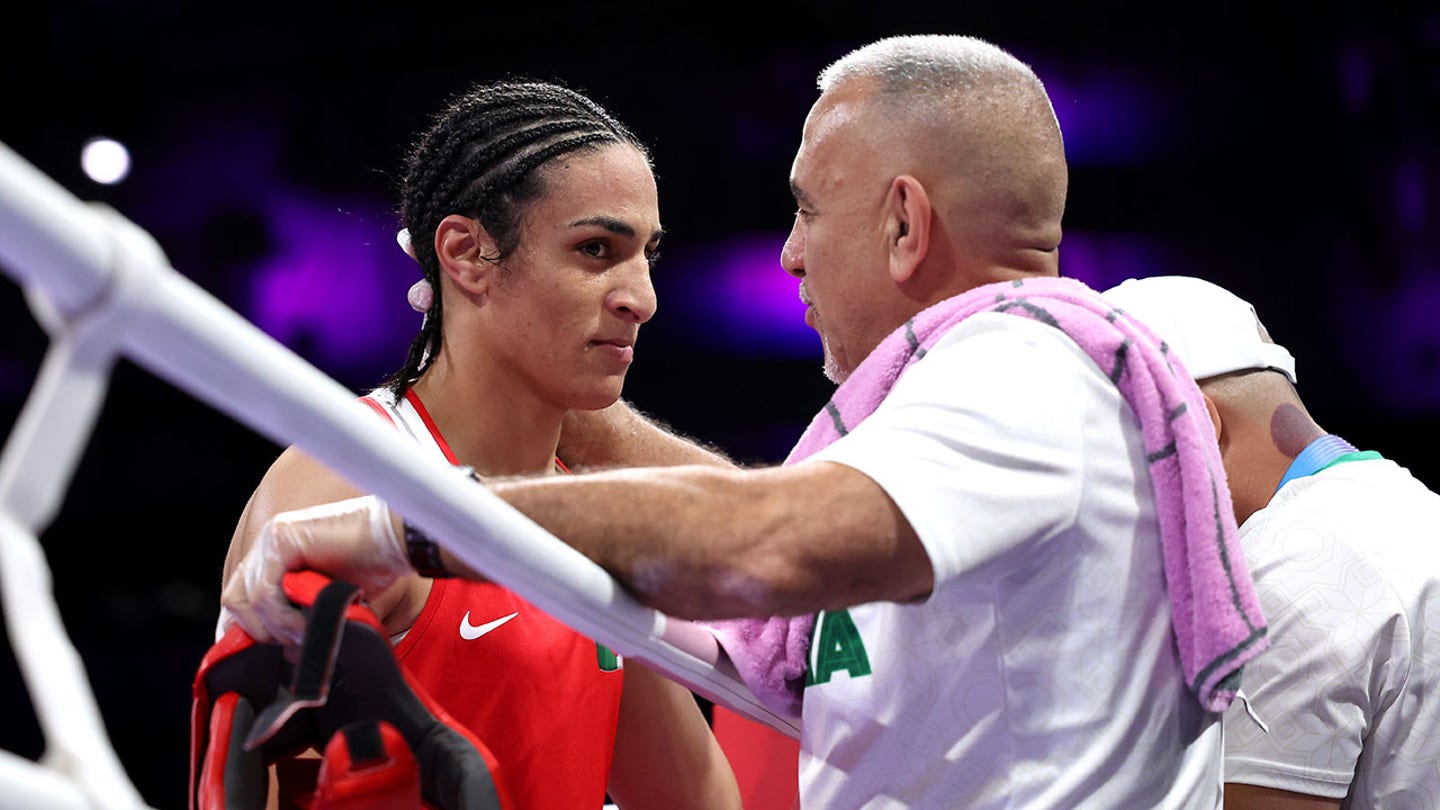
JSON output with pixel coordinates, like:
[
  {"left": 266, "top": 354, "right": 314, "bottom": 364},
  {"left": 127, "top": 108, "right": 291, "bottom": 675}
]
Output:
[{"left": 705, "top": 275, "right": 1269, "bottom": 719}]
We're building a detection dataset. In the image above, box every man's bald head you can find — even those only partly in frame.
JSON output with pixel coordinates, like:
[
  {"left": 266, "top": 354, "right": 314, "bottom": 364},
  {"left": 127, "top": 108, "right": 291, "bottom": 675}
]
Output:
[
  {"left": 781, "top": 35, "right": 1071, "bottom": 383},
  {"left": 816, "top": 35, "right": 1068, "bottom": 273}
]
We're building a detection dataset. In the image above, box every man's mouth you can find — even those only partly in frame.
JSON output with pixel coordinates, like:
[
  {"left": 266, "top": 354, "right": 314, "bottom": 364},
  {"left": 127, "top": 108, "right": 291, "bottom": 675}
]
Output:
[{"left": 591, "top": 337, "right": 635, "bottom": 364}]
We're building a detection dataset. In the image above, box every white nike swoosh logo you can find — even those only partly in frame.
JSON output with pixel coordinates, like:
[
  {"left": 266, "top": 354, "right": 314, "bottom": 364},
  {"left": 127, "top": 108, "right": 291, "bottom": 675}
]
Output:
[{"left": 460, "top": 611, "right": 518, "bottom": 640}]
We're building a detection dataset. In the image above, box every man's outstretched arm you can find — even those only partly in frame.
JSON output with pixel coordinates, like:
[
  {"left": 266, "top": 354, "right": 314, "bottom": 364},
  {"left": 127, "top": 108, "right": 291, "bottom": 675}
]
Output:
[{"left": 222, "top": 459, "right": 933, "bottom": 645}]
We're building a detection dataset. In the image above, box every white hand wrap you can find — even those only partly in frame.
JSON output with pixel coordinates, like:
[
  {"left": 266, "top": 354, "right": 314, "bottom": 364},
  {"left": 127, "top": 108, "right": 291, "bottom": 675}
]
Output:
[{"left": 221, "top": 494, "right": 408, "bottom": 646}]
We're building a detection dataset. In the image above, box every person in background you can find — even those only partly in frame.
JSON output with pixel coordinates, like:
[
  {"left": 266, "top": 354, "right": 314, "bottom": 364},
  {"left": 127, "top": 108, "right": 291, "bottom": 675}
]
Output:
[
  {"left": 224, "top": 35, "right": 1270, "bottom": 809},
  {"left": 1104, "top": 274, "right": 1440, "bottom": 810},
  {"left": 218, "top": 78, "right": 740, "bottom": 810}
]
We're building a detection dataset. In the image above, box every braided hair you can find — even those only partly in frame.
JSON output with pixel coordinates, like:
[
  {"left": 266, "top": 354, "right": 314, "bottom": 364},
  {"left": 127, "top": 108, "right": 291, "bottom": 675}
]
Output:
[{"left": 381, "top": 79, "right": 650, "bottom": 398}]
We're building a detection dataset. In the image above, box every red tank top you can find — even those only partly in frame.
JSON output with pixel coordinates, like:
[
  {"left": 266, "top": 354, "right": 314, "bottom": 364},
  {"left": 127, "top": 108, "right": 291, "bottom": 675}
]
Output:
[{"left": 365, "top": 389, "right": 625, "bottom": 809}]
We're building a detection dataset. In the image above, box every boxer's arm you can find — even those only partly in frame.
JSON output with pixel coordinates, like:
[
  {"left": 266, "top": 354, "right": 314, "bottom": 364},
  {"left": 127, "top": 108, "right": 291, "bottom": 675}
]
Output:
[{"left": 558, "top": 399, "right": 738, "bottom": 471}]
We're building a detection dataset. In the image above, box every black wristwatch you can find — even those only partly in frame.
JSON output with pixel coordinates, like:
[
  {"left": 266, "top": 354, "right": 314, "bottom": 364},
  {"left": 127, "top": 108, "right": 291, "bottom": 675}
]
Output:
[
  {"left": 404, "top": 520, "right": 451, "bottom": 578},
  {"left": 403, "top": 465, "right": 482, "bottom": 578}
]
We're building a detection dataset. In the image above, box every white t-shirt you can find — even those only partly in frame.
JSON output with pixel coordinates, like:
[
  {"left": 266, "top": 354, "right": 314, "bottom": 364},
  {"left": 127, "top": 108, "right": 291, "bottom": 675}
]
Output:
[
  {"left": 1223, "top": 458, "right": 1440, "bottom": 808},
  {"left": 802, "top": 313, "right": 1222, "bottom": 809}
]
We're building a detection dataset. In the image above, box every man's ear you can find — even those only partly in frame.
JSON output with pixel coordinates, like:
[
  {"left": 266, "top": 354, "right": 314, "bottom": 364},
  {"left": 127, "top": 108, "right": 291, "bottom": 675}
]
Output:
[
  {"left": 1201, "top": 389, "right": 1225, "bottom": 448},
  {"left": 434, "top": 214, "right": 498, "bottom": 296},
  {"left": 886, "top": 175, "right": 931, "bottom": 285}
]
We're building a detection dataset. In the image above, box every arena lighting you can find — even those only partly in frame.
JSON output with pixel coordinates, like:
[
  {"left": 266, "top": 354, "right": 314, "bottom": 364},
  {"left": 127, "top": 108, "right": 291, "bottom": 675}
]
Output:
[
  {"left": 1027, "top": 61, "right": 1162, "bottom": 167},
  {"left": 667, "top": 233, "right": 818, "bottom": 357},
  {"left": 79, "top": 137, "right": 131, "bottom": 186}
]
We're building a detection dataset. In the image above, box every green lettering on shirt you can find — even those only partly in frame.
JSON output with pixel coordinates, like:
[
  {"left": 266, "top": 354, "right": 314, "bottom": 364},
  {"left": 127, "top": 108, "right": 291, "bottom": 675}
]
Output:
[
  {"left": 806, "top": 609, "right": 872, "bottom": 686},
  {"left": 596, "top": 642, "right": 622, "bottom": 672}
]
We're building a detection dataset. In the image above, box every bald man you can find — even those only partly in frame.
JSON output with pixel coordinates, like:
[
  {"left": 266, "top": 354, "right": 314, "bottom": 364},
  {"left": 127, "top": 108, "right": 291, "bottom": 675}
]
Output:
[
  {"left": 1105, "top": 275, "right": 1440, "bottom": 810},
  {"left": 225, "top": 36, "right": 1257, "bottom": 808}
]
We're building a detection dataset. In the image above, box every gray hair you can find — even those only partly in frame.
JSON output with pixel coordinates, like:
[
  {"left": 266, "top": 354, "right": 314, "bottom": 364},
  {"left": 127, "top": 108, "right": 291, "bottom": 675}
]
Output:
[
  {"left": 815, "top": 34, "right": 1069, "bottom": 264},
  {"left": 818, "top": 34, "right": 1055, "bottom": 127},
  {"left": 820, "top": 34, "right": 1041, "bottom": 90}
]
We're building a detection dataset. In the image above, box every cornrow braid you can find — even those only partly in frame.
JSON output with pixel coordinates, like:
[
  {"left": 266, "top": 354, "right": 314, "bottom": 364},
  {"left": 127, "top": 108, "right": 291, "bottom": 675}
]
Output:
[{"left": 380, "top": 80, "right": 649, "bottom": 399}]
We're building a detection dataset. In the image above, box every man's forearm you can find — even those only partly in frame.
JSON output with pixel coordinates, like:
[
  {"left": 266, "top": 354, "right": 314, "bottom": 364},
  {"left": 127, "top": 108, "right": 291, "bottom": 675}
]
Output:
[
  {"left": 430, "top": 460, "right": 931, "bottom": 620},
  {"left": 436, "top": 466, "right": 742, "bottom": 616},
  {"left": 435, "top": 465, "right": 801, "bottom": 618}
]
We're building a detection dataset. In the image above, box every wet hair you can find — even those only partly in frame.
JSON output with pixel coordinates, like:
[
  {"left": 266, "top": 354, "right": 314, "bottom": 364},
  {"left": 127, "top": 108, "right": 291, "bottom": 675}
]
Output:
[{"left": 380, "top": 79, "right": 650, "bottom": 397}]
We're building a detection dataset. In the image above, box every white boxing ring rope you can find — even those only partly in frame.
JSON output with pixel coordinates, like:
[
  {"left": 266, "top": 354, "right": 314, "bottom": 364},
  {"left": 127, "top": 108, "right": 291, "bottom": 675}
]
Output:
[{"left": 0, "top": 140, "right": 800, "bottom": 810}]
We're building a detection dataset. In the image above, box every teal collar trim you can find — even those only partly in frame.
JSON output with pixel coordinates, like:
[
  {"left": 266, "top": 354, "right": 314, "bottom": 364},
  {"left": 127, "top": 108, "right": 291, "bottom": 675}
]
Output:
[{"left": 1275, "top": 434, "right": 1381, "bottom": 493}]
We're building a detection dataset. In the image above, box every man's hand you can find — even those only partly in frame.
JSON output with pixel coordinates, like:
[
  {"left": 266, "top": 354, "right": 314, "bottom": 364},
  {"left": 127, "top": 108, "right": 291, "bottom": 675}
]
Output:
[{"left": 220, "top": 495, "right": 410, "bottom": 646}]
